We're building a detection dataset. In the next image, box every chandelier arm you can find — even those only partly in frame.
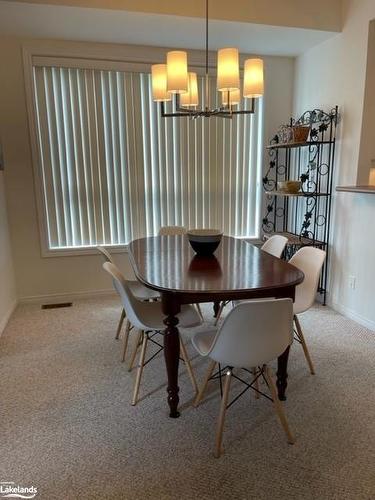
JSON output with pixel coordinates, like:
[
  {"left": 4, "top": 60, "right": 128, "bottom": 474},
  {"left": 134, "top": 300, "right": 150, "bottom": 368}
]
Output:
[
  {"left": 227, "top": 98, "right": 256, "bottom": 115},
  {"left": 160, "top": 101, "right": 192, "bottom": 117},
  {"left": 215, "top": 113, "right": 233, "bottom": 119}
]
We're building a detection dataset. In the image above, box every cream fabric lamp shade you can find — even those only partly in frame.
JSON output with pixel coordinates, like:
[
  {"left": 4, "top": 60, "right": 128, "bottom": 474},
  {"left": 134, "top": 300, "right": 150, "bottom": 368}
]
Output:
[
  {"left": 151, "top": 64, "right": 171, "bottom": 102},
  {"left": 180, "top": 72, "right": 199, "bottom": 107},
  {"left": 221, "top": 88, "right": 241, "bottom": 106},
  {"left": 243, "top": 58, "right": 264, "bottom": 98},
  {"left": 167, "top": 51, "right": 188, "bottom": 94},
  {"left": 217, "top": 48, "right": 240, "bottom": 91}
]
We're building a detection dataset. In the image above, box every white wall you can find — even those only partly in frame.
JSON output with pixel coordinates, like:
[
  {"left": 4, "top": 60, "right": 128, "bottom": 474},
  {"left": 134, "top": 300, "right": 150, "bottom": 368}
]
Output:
[
  {"left": 0, "top": 36, "right": 294, "bottom": 301},
  {"left": 294, "top": 0, "right": 375, "bottom": 329},
  {"left": 0, "top": 171, "right": 17, "bottom": 333}
]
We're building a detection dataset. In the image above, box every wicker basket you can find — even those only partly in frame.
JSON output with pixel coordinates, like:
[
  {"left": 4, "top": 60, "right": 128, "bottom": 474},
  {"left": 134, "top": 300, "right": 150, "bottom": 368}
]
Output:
[{"left": 292, "top": 125, "right": 310, "bottom": 143}]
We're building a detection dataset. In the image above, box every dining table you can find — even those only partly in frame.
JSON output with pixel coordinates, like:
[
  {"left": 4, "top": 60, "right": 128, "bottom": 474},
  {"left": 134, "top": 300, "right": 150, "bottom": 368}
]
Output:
[{"left": 128, "top": 235, "right": 305, "bottom": 418}]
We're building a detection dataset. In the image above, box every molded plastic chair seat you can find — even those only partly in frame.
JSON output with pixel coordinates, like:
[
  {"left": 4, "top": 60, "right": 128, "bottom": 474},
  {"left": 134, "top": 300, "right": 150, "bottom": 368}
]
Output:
[
  {"left": 103, "top": 261, "right": 202, "bottom": 405},
  {"left": 192, "top": 328, "right": 217, "bottom": 356},
  {"left": 128, "top": 280, "right": 160, "bottom": 301},
  {"left": 261, "top": 234, "right": 288, "bottom": 258},
  {"left": 288, "top": 246, "right": 326, "bottom": 374},
  {"left": 192, "top": 298, "right": 295, "bottom": 457},
  {"left": 290, "top": 246, "right": 326, "bottom": 315},
  {"left": 124, "top": 299, "right": 201, "bottom": 331},
  {"left": 97, "top": 246, "right": 160, "bottom": 341}
]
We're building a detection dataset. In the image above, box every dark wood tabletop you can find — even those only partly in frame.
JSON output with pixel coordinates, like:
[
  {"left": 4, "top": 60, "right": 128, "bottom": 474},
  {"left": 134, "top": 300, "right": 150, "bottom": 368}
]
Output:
[
  {"left": 129, "top": 235, "right": 304, "bottom": 299},
  {"left": 128, "top": 235, "right": 304, "bottom": 418}
]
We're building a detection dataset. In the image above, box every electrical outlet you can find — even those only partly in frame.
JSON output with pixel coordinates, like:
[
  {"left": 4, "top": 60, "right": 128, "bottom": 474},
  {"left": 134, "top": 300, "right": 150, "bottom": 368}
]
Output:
[{"left": 349, "top": 276, "right": 356, "bottom": 290}]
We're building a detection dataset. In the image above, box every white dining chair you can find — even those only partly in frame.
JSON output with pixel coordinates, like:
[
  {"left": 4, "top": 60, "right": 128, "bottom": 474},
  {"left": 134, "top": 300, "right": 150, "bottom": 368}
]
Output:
[
  {"left": 103, "top": 261, "right": 202, "bottom": 405},
  {"left": 289, "top": 246, "right": 326, "bottom": 375},
  {"left": 158, "top": 225, "right": 187, "bottom": 236},
  {"left": 97, "top": 246, "right": 160, "bottom": 344},
  {"left": 192, "top": 298, "right": 295, "bottom": 458},
  {"left": 214, "top": 235, "right": 288, "bottom": 325},
  {"left": 261, "top": 234, "right": 288, "bottom": 258}
]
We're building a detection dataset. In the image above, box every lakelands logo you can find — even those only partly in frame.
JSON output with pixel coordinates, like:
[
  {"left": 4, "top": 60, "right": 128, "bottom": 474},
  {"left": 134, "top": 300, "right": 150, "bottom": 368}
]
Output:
[{"left": 0, "top": 482, "right": 37, "bottom": 499}]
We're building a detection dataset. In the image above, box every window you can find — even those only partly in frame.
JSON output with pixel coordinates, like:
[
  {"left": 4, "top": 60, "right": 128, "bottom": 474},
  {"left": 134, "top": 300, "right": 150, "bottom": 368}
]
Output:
[{"left": 32, "top": 63, "right": 263, "bottom": 252}]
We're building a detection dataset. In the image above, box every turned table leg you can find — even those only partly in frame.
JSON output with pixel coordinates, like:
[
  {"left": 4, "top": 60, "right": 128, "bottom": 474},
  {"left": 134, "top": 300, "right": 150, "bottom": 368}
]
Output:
[
  {"left": 162, "top": 294, "right": 181, "bottom": 418},
  {"left": 277, "top": 345, "right": 290, "bottom": 401}
]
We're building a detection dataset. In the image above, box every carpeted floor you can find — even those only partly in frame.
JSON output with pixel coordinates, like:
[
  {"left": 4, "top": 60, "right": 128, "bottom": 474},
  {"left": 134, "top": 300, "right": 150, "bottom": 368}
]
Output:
[{"left": 0, "top": 297, "right": 374, "bottom": 500}]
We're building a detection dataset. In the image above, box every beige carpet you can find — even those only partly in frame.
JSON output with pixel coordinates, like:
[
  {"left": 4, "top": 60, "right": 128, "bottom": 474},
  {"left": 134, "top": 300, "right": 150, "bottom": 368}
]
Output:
[{"left": 0, "top": 297, "right": 374, "bottom": 500}]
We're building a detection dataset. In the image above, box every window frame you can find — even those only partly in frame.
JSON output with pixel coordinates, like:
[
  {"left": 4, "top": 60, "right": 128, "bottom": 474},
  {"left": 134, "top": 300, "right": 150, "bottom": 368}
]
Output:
[{"left": 23, "top": 40, "right": 264, "bottom": 257}]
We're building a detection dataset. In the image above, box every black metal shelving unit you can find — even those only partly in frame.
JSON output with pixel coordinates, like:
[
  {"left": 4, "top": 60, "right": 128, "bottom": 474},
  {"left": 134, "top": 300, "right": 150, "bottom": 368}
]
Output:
[{"left": 262, "top": 107, "right": 339, "bottom": 305}]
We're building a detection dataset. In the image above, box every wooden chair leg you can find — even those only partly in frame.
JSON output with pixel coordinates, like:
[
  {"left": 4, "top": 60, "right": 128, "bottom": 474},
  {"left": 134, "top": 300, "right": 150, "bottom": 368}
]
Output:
[
  {"left": 294, "top": 315, "right": 315, "bottom": 375},
  {"left": 121, "top": 319, "right": 131, "bottom": 362},
  {"left": 214, "top": 302, "right": 225, "bottom": 326},
  {"left": 252, "top": 367, "right": 259, "bottom": 399},
  {"left": 179, "top": 340, "right": 199, "bottom": 394},
  {"left": 131, "top": 333, "right": 148, "bottom": 406},
  {"left": 195, "top": 303, "right": 204, "bottom": 321},
  {"left": 128, "top": 330, "right": 143, "bottom": 372},
  {"left": 215, "top": 368, "right": 232, "bottom": 458},
  {"left": 194, "top": 360, "right": 217, "bottom": 407},
  {"left": 263, "top": 365, "right": 295, "bottom": 445},
  {"left": 115, "top": 309, "right": 126, "bottom": 339}
]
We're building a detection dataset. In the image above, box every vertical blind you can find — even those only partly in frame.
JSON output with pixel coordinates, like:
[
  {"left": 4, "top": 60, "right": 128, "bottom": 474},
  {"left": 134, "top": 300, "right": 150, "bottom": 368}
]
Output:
[{"left": 33, "top": 65, "right": 263, "bottom": 250}]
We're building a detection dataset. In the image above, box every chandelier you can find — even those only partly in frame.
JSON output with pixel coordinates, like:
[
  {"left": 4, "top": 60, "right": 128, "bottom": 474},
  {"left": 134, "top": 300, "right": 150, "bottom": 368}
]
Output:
[{"left": 151, "top": 0, "right": 264, "bottom": 119}]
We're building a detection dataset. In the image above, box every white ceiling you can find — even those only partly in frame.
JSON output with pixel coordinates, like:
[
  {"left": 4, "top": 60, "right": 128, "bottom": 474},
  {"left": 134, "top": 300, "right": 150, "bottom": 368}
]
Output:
[{"left": 0, "top": 0, "right": 340, "bottom": 57}]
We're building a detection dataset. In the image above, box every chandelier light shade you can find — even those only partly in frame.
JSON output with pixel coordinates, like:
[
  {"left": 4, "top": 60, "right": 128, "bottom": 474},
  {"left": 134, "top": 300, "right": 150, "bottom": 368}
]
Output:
[
  {"left": 151, "top": 64, "right": 171, "bottom": 102},
  {"left": 180, "top": 72, "right": 199, "bottom": 106},
  {"left": 221, "top": 88, "right": 241, "bottom": 106},
  {"left": 167, "top": 51, "right": 189, "bottom": 94},
  {"left": 217, "top": 48, "right": 240, "bottom": 91},
  {"left": 151, "top": 0, "right": 264, "bottom": 118},
  {"left": 243, "top": 58, "right": 264, "bottom": 98}
]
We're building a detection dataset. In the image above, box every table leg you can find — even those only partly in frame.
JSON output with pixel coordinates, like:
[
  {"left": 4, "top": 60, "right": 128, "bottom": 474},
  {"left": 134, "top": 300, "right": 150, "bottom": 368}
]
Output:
[
  {"left": 162, "top": 294, "right": 181, "bottom": 418},
  {"left": 213, "top": 301, "right": 221, "bottom": 318},
  {"left": 276, "top": 345, "right": 290, "bottom": 401}
]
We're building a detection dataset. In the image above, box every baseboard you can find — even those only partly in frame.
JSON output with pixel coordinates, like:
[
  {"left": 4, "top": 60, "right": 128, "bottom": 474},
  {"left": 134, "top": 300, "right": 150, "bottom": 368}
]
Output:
[
  {"left": 19, "top": 288, "right": 116, "bottom": 305},
  {"left": 0, "top": 300, "right": 18, "bottom": 336},
  {"left": 329, "top": 300, "right": 375, "bottom": 331}
]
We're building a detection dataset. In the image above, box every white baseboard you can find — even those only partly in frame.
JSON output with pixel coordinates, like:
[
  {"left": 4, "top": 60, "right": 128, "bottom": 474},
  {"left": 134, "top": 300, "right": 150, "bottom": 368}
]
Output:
[
  {"left": 329, "top": 300, "right": 375, "bottom": 332},
  {"left": 19, "top": 288, "right": 116, "bottom": 305},
  {"left": 0, "top": 300, "right": 18, "bottom": 336}
]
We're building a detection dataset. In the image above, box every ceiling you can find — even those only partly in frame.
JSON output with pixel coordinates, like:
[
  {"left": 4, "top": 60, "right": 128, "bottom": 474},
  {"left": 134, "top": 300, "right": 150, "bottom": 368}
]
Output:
[
  {"left": 6, "top": 0, "right": 343, "bottom": 32},
  {"left": 0, "top": 0, "right": 340, "bottom": 57}
]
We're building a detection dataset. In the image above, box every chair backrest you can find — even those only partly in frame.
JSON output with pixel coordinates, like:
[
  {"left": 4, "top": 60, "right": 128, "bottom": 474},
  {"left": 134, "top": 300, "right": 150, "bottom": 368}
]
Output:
[
  {"left": 261, "top": 235, "right": 288, "bottom": 258},
  {"left": 97, "top": 246, "right": 114, "bottom": 264},
  {"left": 97, "top": 246, "right": 137, "bottom": 281},
  {"left": 207, "top": 299, "right": 294, "bottom": 368},
  {"left": 102, "top": 261, "right": 146, "bottom": 330},
  {"left": 158, "top": 226, "right": 187, "bottom": 236},
  {"left": 289, "top": 246, "right": 326, "bottom": 314}
]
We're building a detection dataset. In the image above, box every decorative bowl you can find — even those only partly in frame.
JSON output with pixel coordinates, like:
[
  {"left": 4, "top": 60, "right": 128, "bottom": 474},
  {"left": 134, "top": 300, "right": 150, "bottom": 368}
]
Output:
[
  {"left": 277, "top": 180, "right": 302, "bottom": 194},
  {"left": 187, "top": 229, "right": 223, "bottom": 256}
]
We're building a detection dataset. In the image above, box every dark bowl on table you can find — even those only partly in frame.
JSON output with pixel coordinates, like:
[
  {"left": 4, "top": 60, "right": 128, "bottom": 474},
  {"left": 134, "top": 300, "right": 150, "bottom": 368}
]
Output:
[{"left": 187, "top": 229, "right": 223, "bottom": 256}]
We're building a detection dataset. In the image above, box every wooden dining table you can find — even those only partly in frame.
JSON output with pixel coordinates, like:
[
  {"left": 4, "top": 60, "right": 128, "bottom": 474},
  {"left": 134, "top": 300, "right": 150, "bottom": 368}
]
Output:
[{"left": 128, "top": 235, "right": 304, "bottom": 418}]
